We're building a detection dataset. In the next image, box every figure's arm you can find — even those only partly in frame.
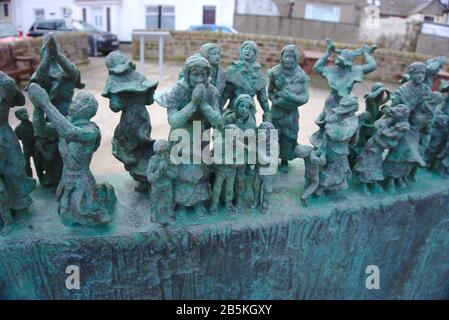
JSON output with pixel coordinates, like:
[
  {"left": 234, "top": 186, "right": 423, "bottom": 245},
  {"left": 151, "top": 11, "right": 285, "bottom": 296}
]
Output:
[
  {"left": 109, "top": 94, "right": 122, "bottom": 113},
  {"left": 168, "top": 102, "right": 197, "bottom": 129},
  {"left": 257, "top": 87, "right": 271, "bottom": 114},
  {"left": 146, "top": 163, "right": 162, "bottom": 183},
  {"left": 33, "top": 50, "right": 51, "bottom": 85},
  {"left": 361, "top": 51, "right": 378, "bottom": 75},
  {"left": 220, "top": 82, "right": 232, "bottom": 110},
  {"left": 313, "top": 39, "right": 335, "bottom": 75},
  {"left": 200, "top": 94, "right": 222, "bottom": 128},
  {"left": 283, "top": 79, "right": 310, "bottom": 107},
  {"left": 56, "top": 49, "right": 81, "bottom": 82}
]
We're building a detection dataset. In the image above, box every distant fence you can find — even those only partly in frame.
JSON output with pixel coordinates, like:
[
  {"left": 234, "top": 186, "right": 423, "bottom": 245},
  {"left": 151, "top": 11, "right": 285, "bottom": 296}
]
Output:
[
  {"left": 132, "top": 30, "right": 443, "bottom": 84},
  {"left": 0, "top": 32, "right": 89, "bottom": 66},
  {"left": 233, "top": 14, "right": 360, "bottom": 45}
]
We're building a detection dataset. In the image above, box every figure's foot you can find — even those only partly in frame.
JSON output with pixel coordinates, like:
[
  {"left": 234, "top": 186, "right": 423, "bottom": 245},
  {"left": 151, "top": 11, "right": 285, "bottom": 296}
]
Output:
[
  {"left": 360, "top": 183, "right": 371, "bottom": 196},
  {"left": 195, "top": 203, "right": 207, "bottom": 217},
  {"left": 397, "top": 178, "right": 407, "bottom": 189},
  {"left": 385, "top": 179, "right": 395, "bottom": 192},
  {"left": 279, "top": 160, "right": 289, "bottom": 174},
  {"left": 235, "top": 198, "right": 243, "bottom": 210},
  {"left": 0, "top": 224, "right": 14, "bottom": 236},
  {"left": 210, "top": 204, "right": 218, "bottom": 215},
  {"left": 372, "top": 183, "right": 384, "bottom": 194},
  {"left": 300, "top": 197, "right": 308, "bottom": 207},
  {"left": 226, "top": 203, "right": 236, "bottom": 214},
  {"left": 261, "top": 201, "right": 269, "bottom": 214},
  {"left": 251, "top": 201, "right": 258, "bottom": 209}
]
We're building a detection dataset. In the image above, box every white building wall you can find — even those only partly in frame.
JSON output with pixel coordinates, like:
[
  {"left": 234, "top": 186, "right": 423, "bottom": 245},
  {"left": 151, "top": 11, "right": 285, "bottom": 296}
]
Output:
[
  {"left": 12, "top": 0, "right": 80, "bottom": 34},
  {"left": 11, "top": 0, "right": 235, "bottom": 42}
]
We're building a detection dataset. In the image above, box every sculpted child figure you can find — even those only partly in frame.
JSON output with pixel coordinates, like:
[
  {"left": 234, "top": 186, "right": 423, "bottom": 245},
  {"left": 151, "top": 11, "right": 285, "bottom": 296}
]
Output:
[
  {"left": 0, "top": 72, "right": 36, "bottom": 226},
  {"left": 354, "top": 105, "right": 411, "bottom": 194},
  {"left": 210, "top": 124, "right": 244, "bottom": 215},
  {"left": 29, "top": 84, "right": 116, "bottom": 227},
  {"left": 102, "top": 51, "right": 159, "bottom": 193},
  {"left": 268, "top": 45, "right": 310, "bottom": 173},
  {"left": 313, "top": 95, "right": 360, "bottom": 198},
  {"left": 223, "top": 94, "right": 257, "bottom": 207},
  {"left": 156, "top": 54, "right": 222, "bottom": 216},
  {"left": 147, "top": 140, "right": 178, "bottom": 223},
  {"left": 14, "top": 108, "right": 38, "bottom": 178},
  {"left": 295, "top": 144, "right": 326, "bottom": 207},
  {"left": 222, "top": 41, "right": 271, "bottom": 121},
  {"left": 252, "top": 122, "right": 277, "bottom": 213}
]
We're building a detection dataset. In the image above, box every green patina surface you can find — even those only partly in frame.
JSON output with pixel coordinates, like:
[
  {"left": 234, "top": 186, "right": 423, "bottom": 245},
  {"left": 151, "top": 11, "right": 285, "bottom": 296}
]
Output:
[{"left": 1, "top": 160, "right": 449, "bottom": 299}]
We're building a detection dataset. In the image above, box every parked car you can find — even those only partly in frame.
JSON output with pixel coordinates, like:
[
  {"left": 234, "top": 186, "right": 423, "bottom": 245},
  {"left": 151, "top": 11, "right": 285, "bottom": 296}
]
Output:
[
  {"left": 27, "top": 19, "right": 119, "bottom": 56},
  {"left": 187, "top": 24, "right": 238, "bottom": 34},
  {"left": 0, "top": 22, "right": 27, "bottom": 43}
]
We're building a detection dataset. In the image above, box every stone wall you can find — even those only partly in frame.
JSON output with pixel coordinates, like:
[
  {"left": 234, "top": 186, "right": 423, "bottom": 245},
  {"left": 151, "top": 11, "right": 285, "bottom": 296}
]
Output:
[
  {"left": 132, "top": 30, "right": 444, "bottom": 84},
  {"left": 416, "top": 34, "right": 449, "bottom": 57},
  {"left": 233, "top": 14, "right": 360, "bottom": 44},
  {"left": 1, "top": 32, "right": 89, "bottom": 66}
]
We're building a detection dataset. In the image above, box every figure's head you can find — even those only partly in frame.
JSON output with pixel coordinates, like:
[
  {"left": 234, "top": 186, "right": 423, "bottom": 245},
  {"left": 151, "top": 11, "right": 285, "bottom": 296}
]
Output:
[
  {"left": 153, "top": 139, "right": 169, "bottom": 154},
  {"left": 0, "top": 71, "right": 25, "bottom": 106},
  {"left": 68, "top": 92, "right": 98, "bottom": 121},
  {"left": 105, "top": 51, "right": 135, "bottom": 74},
  {"left": 440, "top": 79, "right": 449, "bottom": 93},
  {"left": 14, "top": 108, "right": 29, "bottom": 121},
  {"left": 427, "top": 91, "right": 444, "bottom": 108},
  {"left": 393, "top": 121, "right": 410, "bottom": 133},
  {"left": 240, "top": 41, "right": 258, "bottom": 63},
  {"left": 333, "top": 95, "right": 359, "bottom": 115},
  {"left": 234, "top": 94, "right": 254, "bottom": 119},
  {"left": 407, "top": 62, "right": 426, "bottom": 85},
  {"left": 295, "top": 144, "right": 313, "bottom": 159},
  {"left": 281, "top": 45, "right": 300, "bottom": 70},
  {"left": 200, "top": 43, "right": 221, "bottom": 66},
  {"left": 389, "top": 104, "right": 410, "bottom": 120},
  {"left": 335, "top": 49, "right": 355, "bottom": 68},
  {"left": 358, "top": 111, "right": 372, "bottom": 126},
  {"left": 183, "top": 54, "right": 211, "bottom": 87}
]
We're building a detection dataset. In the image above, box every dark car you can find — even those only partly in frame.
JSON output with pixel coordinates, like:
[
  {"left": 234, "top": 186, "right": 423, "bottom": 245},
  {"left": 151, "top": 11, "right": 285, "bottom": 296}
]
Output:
[
  {"left": 27, "top": 19, "right": 119, "bottom": 56},
  {"left": 187, "top": 24, "right": 238, "bottom": 34}
]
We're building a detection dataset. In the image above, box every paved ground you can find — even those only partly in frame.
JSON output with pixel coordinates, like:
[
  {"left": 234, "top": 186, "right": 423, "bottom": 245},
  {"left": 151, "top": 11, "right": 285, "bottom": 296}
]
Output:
[{"left": 10, "top": 53, "right": 396, "bottom": 174}]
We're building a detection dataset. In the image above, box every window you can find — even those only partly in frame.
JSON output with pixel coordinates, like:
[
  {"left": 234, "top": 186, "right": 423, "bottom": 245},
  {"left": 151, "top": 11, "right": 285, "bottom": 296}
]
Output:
[
  {"left": 34, "top": 8, "right": 45, "bottom": 21},
  {"left": 55, "top": 20, "right": 68, "bottom": 30},
  {"left": 3, "top": 3, "right": 8, "bottom": 17},
  {"left": 304, "top": 3, "right": 341, "bottom": 22},
  {"left": 82, "top": 8, "right": 86, "bottom": 22},
  {"left": 36, "top": 21, "right": 55, "bottom": 30},
  {"left": 145, "top": 5, "right": 175, "bottom": 30},
  {"left": 424, "top": 15, "right": 435, "bottom": 22},
  {"left": 203, "top": 6, "right": 216, "bottom": 24}
]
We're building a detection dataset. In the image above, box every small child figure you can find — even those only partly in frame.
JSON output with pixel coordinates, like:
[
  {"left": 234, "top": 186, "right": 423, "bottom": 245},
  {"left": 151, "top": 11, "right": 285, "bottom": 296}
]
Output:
[
  {"left": 210, "top": 124, "right": 243, "bottom": 214},
  {"left": 252, "top": 122, "right": 277, "bottom": 213},
  {"left": 295, "top": 144, "right": 326, "bottom": 207},
  {"left": 146, "top": 140, "right": 178, "bottom": 223},
  {"left": 0, "top": 148, "right": 14, "bottom": 236},
  {"left": 14, "top": 108, "right": 36, "bottom": 177}
]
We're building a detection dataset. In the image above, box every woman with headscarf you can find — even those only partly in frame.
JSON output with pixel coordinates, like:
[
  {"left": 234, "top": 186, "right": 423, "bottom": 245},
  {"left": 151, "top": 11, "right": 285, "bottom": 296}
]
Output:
[
  {"left": 102, "top": 51, "right": 159, "bottom": 193},
  {"left": 222, "top": 41, "right": 271, "bottom": 121},
  {"left": 383, "top": 62, "right": 434, "bottom": 190},
  {"left": 268, "top": 45, "right": 310, "bottom": 173},
  {"left": 0, "top": 72, "right": 36, "bottom": 229},
  {"left": 155, "top": 54, "right": 222, "bottom": 216}
]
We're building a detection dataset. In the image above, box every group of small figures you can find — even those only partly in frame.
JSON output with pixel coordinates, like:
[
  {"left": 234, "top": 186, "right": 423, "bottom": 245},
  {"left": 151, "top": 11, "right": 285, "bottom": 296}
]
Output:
[{"left": 1, "top": 33, "right": 449, "bottom": 233}]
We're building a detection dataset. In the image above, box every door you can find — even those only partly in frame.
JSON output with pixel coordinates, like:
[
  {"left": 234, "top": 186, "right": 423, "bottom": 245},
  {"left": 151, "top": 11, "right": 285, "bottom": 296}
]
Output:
[
  {"left": 203, "top": 6, "right": 216, "bottom": 25},
  {"left": 90, "top": 6, "right": 104, "bottom": 30}
]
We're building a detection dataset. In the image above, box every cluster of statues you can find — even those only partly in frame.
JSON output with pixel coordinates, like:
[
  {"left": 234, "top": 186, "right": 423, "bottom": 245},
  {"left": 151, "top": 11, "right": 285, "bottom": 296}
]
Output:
[{"left": 1, "top": 33, "right": 448, "bottom": 234}]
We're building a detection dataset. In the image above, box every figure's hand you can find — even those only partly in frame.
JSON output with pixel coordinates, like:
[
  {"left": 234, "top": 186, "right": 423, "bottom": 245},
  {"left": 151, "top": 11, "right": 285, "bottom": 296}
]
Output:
[
  {"left": 28, "top": 83, "right": 50, "bottom": 110},
  {"left": 192, "top": 84, "right": 205, "bottom": 106},
  {"left": 363, "top": 44, "right": 378, "bottom": 54},
  {"left": 326, "top": 39, "right": 335, "bottom": 53},
  {"left": 46, "top": 35, "right": 58, "bottom": 58}
]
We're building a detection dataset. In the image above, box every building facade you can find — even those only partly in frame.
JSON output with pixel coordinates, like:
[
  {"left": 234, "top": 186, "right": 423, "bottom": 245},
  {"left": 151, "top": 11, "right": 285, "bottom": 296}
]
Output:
[{"left": 7, "top": 0, "right": 235, "bottom": 42}]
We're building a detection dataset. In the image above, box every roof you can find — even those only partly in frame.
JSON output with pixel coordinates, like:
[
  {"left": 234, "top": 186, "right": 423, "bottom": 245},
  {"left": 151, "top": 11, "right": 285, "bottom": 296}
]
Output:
[{"left": 379, "top": 0, "right": 448, "bottom": 17}]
